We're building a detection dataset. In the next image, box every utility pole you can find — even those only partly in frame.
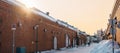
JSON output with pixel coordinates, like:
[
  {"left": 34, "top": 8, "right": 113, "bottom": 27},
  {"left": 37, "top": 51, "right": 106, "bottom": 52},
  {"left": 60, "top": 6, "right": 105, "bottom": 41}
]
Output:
[
  {"left": 111, "top": 20, "right": 114, "bottom": 53},
  {"left": 109, "top": 18, "right": 117, "bottom": 53}
]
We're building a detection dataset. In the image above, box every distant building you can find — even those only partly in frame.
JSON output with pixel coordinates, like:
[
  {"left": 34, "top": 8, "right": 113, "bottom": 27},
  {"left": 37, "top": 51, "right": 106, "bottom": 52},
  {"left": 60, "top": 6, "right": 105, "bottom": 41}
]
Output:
[
  {"left": 76, "top": 30, "right": 88, "bottom": 46},
  {"left": 97, "top": 29, "right": 104, "bottom": 41}
]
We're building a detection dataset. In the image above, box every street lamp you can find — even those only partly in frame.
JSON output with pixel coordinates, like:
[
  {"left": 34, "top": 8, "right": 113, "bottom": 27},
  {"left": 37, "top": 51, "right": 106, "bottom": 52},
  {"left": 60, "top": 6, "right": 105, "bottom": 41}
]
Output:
[
  {"left": 11, "top": 24, "right": 16, "bottom": 53},
  {"left": 33, "top": 25, "right": 40, "bottom": 53}
]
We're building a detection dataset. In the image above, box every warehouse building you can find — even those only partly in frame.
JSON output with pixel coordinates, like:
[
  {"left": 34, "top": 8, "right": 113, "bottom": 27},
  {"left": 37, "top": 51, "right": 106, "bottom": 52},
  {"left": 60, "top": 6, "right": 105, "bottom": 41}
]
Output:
[{"left": 0, "top": 0, "right": 79, "bottom": 53}]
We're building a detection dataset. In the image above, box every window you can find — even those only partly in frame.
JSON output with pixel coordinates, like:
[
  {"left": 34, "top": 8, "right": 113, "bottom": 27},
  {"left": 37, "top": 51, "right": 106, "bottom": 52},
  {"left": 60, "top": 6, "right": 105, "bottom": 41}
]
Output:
[
  {"left": 43, "top": 28, "right": 47, "bottom": 32},
  {"left": 39, "top": 18, "right": 42, "bottom": 23},
  {"left": 51, "top": 31, "right": 54, "bottom": 34}
]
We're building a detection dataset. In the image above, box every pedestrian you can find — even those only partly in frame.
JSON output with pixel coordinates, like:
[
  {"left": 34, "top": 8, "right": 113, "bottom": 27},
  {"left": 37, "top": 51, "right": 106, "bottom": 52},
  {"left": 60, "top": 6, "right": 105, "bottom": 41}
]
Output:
[
  {"left": 76, "top": 36, "right": 79, "bottom": 48},
  {"left": 87, "top": 35, "right": 91, "bottom": 46},
  {"left": 88, "top": 41, "right": 90, "bottom": 46}
]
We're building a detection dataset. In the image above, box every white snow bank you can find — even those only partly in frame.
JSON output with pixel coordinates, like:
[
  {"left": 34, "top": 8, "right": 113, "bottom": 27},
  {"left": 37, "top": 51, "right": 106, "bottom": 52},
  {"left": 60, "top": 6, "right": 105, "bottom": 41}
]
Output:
[{"left": 90, "top": 40, "right": 120, "bottom": 53}]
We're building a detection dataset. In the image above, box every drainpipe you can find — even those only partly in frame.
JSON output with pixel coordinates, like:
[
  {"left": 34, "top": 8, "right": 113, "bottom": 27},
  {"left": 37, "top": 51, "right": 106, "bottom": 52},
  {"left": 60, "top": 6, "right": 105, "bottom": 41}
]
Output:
[{"left": 34, "top": 25, "right": 40, "bottom": 53}]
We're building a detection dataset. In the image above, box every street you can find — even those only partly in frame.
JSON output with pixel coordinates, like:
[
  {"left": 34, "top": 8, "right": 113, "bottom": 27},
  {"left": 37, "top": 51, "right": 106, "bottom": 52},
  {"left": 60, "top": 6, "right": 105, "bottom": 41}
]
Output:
[
  {"left": 1, "top": 0, "right": 120, "bottom": 53},
  {"left": 41, "top": 43, "right": 98, "bottom": 53}
]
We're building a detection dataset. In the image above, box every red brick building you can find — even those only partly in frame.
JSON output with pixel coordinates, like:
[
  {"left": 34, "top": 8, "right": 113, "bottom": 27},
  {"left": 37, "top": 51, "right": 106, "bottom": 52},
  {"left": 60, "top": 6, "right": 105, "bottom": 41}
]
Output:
[
  {"left": 0, "top": 0, "right": 78, "bottom": 53},
  {"left": 77, "top": 31, "right": 87, "bottom": 46}
]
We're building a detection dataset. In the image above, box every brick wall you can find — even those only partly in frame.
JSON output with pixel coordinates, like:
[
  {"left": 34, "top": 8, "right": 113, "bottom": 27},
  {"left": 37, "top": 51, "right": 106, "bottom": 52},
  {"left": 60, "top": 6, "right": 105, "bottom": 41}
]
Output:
[{"left": 0, "top": 1, "right": 77, "bottom": 53}]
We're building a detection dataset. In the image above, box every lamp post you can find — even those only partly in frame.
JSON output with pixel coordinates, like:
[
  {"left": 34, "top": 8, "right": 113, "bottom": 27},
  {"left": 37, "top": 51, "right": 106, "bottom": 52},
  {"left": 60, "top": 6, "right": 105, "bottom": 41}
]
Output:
[
  {"left": 33, "top": 25, "right": 40, "bottom": 53},
  {"left": 11, "top": 24, "right": 16, "bottom": 53}
]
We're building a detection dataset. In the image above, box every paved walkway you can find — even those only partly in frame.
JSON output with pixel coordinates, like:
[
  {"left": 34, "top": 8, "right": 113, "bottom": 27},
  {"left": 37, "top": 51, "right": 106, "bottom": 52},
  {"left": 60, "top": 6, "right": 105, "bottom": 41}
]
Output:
[{"left": 41, "top": 43, "right": 98, "bottom": 53}]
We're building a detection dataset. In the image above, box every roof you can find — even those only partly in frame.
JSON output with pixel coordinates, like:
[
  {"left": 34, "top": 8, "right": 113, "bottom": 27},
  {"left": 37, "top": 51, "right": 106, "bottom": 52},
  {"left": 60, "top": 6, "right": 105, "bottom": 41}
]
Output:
[{"left": 2, "top": 0, "right": 78, "bottom": 32}]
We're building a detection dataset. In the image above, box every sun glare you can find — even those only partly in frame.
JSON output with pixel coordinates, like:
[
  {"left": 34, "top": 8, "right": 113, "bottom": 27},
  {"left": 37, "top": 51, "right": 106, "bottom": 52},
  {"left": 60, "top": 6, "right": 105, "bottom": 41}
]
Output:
[{"left": 16, "top": 0, "right": 35, "bottom": 8}]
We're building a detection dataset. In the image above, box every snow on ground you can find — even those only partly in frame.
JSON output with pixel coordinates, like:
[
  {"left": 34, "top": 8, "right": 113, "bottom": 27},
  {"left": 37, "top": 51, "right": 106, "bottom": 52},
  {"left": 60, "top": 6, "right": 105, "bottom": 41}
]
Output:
[
  {"left": 41, "top": 43, "right": 98, "bottom": 53},
  {"left": 41, "top": 40, "right": 120, "bottom": 53},
  {"left": 90, "top": 40, "right": 120, "bottom": 53}
]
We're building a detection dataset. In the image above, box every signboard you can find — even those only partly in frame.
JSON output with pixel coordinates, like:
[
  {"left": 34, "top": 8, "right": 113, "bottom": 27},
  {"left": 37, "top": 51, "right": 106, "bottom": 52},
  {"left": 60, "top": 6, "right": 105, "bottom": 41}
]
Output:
[
  {"left": 11, "top": 24, "right": 16, "bottom": 30},
  {"left": 109, "top": 19, "right": 117, "bottom": 26},
  {"left": 109, "top": 19, "right": 117, "bottom": 36}
]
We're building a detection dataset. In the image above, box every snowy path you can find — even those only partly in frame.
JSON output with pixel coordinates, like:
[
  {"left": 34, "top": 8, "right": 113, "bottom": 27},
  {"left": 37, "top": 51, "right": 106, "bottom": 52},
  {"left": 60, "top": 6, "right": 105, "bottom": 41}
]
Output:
[{"left": 42, "top": 43, "right": 98, "bottom": 53}]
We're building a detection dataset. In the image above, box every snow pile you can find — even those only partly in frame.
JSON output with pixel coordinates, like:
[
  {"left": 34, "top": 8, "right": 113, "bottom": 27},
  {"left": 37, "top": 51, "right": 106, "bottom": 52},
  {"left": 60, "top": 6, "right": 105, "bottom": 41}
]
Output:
[{"left": 90, "top": 40, "right": 120, "bottom": 53}]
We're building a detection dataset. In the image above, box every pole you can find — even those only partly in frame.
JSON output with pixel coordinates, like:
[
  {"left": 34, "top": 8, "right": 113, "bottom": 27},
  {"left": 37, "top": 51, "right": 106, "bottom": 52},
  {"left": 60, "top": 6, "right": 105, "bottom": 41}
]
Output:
[
  {"left": 111, "top": 19, "right": 114, "bottom": 53},
  {"left": 12, "top": 24, "right": 16, "bottom": 53},
  {"left": 12, "top": 30, "right": 15, "bottom": 53},
  {"left": 36, "top": 27, "right": 38, "bottom": 53},
  {"left": 34, "top": 25, "right": 40, "bottom": 53},
  {"left": 112, "top": 36, "right": 114, "bottom": 53}
]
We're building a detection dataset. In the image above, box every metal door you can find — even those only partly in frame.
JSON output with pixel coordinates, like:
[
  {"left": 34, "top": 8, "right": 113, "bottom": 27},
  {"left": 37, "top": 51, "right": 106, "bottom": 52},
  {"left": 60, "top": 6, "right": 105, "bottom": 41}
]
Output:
[
  {"left": 53, "top": 36, "right": 57, "bottom": 50},
  {"left": 73, "top": 39, "right": 75, "bottom": 47},
  {"left": 69, "top": 39, "right": 71, "bottom": 46},
  {"left": 66, "top": 35, "right": 69, "bottom": 47}
]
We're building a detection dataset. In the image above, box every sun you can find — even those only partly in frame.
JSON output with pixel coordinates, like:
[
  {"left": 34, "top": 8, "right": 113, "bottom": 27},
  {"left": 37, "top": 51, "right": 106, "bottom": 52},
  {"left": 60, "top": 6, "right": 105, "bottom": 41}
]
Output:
[{"left": 16, "top": 0, "right": 35, "bottom": 8}]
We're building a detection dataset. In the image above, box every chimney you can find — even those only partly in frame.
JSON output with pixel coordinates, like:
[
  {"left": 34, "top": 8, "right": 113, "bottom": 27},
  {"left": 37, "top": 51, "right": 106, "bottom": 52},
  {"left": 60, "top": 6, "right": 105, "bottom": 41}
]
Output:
[{"left": 46, "top": 12, "right": 49, "bottom": 15}]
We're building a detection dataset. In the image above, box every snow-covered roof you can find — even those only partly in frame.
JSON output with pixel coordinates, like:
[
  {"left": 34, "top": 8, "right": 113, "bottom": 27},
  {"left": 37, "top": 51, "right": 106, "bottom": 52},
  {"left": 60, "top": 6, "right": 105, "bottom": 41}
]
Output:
[
  {"left": 56, "top": 20, "right": 78, "bottom": 31},
  {"left": 2, "top": 0, "right": 25, "bottom": 7},
  {"left": 2, "top": 0, "right": 78, "bottom": 32},
  {"left": 31, "top": 8, "right": 57, "bottom": 22},
  {"left": 2, "top": 0, "right": 57, "bottom": 22},
  {"left": 56, "top": 20, "right": 68, "bottom": 27},
  {"left": 78, "top": 30, "right": 88, "bottom": 36}
]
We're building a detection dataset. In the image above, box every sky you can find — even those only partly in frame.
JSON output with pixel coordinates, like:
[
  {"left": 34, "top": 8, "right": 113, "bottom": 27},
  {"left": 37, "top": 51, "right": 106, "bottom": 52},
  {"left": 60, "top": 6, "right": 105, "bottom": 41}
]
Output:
[{"left": 17, "top": 0, "right": 115, "bottom": 35}]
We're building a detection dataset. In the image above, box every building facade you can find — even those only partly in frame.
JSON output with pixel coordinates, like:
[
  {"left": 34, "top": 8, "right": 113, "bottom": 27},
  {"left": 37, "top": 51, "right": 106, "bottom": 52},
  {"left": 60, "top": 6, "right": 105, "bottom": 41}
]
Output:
[
  {"left": 0, "top": 0, "right": 79, "bottom": 53},
  {"left": 105, "top": 0, "right": 120, "bottom": 44}
]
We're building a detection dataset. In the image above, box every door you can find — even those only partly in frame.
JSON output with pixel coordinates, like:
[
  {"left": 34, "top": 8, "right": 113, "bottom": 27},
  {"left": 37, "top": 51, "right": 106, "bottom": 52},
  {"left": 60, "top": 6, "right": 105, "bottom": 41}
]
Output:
[
  {"left": 53, "top": 36, "right": 57, "bottom": 50},
  {"left": 73, "top": 38, "right": 75, "bottom": 47},
  {"left": 68, "top": 38, "right": 71, "bottom": 47},
  {"left": 65, "top": 35, "right": 69, "bottom": 47}
]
